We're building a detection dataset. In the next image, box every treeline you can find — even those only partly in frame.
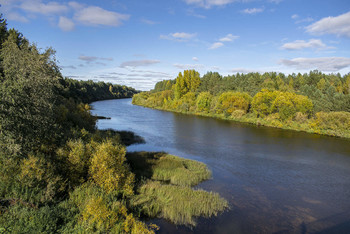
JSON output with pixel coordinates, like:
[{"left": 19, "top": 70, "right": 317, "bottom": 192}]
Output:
[
  {"left": 0, "top": 16, "right": 153, "bottom": 233},
  {"left": 59, "top": 78, "right": 138, "bottom": 104},
  {"left": 133, "top": 70, "right": 350, "bottom": 138}
]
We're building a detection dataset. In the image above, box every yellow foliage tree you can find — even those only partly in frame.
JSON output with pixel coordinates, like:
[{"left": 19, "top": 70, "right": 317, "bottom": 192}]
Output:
[
  {"left": 216, "top": 92, "right": 252, "bottom": 115},
  {"left": 90, "top": 140, "right": 134, "bottom": 195}
]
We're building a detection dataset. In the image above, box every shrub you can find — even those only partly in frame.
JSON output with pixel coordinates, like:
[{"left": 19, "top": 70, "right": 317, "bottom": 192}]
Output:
[
  {"left": 90, "top": 140, "right": 134, "bottom": 196},
  {"left": 196, "top": 92, "right": 213, "bottom": 113},
  {"left": 216, "top": 92, "right": 252, "bottom": 116},
  {"left": 310, "top": 111, "right": 350, "bottom": 132}
]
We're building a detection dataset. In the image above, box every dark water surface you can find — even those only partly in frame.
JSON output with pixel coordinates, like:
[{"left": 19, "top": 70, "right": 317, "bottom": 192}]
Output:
[{"left": 91, "top": 98, "right": 350, "bottom": 234}]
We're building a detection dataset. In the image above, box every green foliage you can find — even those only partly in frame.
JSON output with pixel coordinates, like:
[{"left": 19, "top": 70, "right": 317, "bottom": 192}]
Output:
[
  {"left": 196, "top": 92, "right": 213, "bottom": 113},
  {"left": 57, "top": 139, "right": 92, "bottom": 187},
  {"left": 310, "top": 111, "right": 350, "bottom": 133},
  {"left": 0, "top": 16, "right": 158, "bottom": 233},
  {"left": 152, "top": 79, "right": 175, "bottom": 93},
  {"left": 0, "top": 29, "right": 60, "bottom": 154},
  {"left": 58, "top": 77, "right": 138, "bottom": 104},
  {"left": 197, "top": 72, "right": 222, "bottom": 95},
  {"left": 60, "top": 183, "right": 156, "bottom": 233},
  {"left": 174, "top": 70, "right": 201, "bottom": 99},
  {"left": 252, "top": 89, "right": 313, "bottom": 120},
  {"left": 90, "top": 140, "right": 135, "bottom": 196},
  {"left": 216, "top": 92, "right": 252, "bottom": 116},
  {"left": 133, "top": 69, "right": 350, "bottom": 138},
  {"left": 0, "top": 205, "right": 62, "bottom": 233}
]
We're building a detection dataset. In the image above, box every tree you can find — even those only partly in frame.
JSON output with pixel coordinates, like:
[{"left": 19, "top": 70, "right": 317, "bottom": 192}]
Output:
[
  {"left": 196, "top": 92, "right": 213, "bottom": 113},
  {"left": 0, "top": 29, "right": 61, "bottom": 155},
  {"left": 89, "top": 140, "right": 134, "bottom": 196},
  {"left": 174, "top": 70, "right": 200, "bottom": 99},
  {"left": 216, "top": 92, "right": 252, "bottom": 115},
  {"left": 197, "top": 72, "right": 222, "bottom": 95}
]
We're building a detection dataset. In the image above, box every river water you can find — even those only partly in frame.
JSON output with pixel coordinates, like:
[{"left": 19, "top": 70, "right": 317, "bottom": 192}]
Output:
[{"left": 91, "top": 98, "right": 350, "bottom": 234}]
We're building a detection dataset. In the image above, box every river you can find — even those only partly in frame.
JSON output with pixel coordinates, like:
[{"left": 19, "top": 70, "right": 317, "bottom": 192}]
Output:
[{"left": 91, "top": 98, "right": 350, "bottom": 234}]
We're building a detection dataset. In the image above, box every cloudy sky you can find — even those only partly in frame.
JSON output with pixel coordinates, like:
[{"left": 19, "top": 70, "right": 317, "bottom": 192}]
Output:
[{"left": 1, "top": 0, "right": 350, "bottom": 90}]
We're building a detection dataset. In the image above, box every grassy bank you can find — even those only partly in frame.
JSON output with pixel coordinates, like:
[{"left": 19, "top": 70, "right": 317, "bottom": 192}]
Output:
[{"left": 127, "top": 152, "right": 228, "bottom": 226}]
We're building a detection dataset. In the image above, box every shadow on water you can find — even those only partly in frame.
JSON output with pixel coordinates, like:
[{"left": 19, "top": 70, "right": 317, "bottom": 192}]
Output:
[{"left": 92, "top": 99, "right": 350, "bottom": 234}]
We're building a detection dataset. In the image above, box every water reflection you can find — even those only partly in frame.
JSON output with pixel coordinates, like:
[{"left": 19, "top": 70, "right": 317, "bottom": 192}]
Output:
[{"left": 92, "top": 99, "right": 350, "bottom": 233}]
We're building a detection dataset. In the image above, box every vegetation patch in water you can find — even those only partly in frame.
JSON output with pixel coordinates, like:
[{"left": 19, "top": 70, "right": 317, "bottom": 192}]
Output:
[
  {"left": 127, "top": 152, "right": 211, "bottom": 187},
  {"left": 127, "top": 152, "right": 228, "bottom": 226},
  {"left": 132, "top": 181, "right": 228, "bottom": 226}
]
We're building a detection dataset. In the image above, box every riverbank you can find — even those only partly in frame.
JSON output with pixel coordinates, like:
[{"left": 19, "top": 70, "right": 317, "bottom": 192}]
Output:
[{"left": 132, "top": 98, "right": 350, "bottom": 140}]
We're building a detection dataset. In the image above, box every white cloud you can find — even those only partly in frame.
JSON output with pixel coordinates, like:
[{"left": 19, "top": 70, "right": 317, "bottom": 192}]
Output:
[
  {"left": 172, "top": 32, "right": 197, "bottom": 39},
  {"left": 219, "top": 33, "right": 239, "bottom": 42},
  {"left": 242, "top": 7, "right": 264, "bottom": 14},
  {"left": 281, "top": 39, "right": 327, "bottom": 50},
  {"left": 58, "top": 16, "right": 75, "bottom": 31},
  {"left": 119, "top": 60, "right": 160, "bottom": 68},
  {"left": 68, "top": 1, "right": 84, "bottom": 10},
  {"left": 306, "top": 11, "right": 350, "bottom": 37},
  {"left": 78, "top": 55, "right": 113, "bottom": 66},
  {"left": 74, "top": 6, "right": 130, "bottom": 26},
  {"left": 231, "top": 68, "right": 262, "bottom": 73},
  {"left": 20, "top": 0, "right": 68, "bottom": 15},
  {"left": 279, "top": 57, "right": 350, "bottom": 71},
  {"left": 295, "top": 17, "right": 313, "bottom": 24},
  {"left": 6, "top": 11, "right": 29, "bottom": 22},
  {"left": 187, "top": 9, "right": 206, "bottom": 19},
  {"left": 61, "top": 65, "right": 77, "bottom": 70},
  {"left": 183, "top": 0, "right": 237, "bottom": 9},
  {"left": 269, "top": 0, "right": 283, "bottom": 3},
  {"left": 209, "top": 42, "right": 224, "bottom": 49},
  {"left": 173, "top": 63, "right": 205, "bottom": 70},
  {"left": 160, "top": 32, "right": 196, "bottom": 41},
  {"left": 291, "top": 14, "right": 299, "bottom": 19},
  {"left": 192, "top": 57, "right": 199, "bottom": 61},
  {"left": 141, "top": 18, "right": 158, "bottom": 25}
]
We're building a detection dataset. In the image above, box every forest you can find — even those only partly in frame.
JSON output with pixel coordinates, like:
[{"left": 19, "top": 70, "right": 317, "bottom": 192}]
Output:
[
  {"left": 0, "top": 15, "right": 228, "bottom": 233},
  {"left": 133, "top": 69, "right": 350, "bottom": 138}
]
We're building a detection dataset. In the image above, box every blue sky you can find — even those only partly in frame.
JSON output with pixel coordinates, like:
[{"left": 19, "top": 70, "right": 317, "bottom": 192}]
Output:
[{"left": 1, "top": 0, "right": 350, "bottom": 90}]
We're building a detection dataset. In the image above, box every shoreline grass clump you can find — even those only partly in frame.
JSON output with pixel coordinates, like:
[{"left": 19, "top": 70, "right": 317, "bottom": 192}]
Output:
[
  {"left": 127, "top": 152, "right": 211, "bottom": 187},
  {"left": 126, "top": 152, "right": 228, "bottom": 226},
  {"left": 132, "top": 181, "right": 228, "bottom": 226}
]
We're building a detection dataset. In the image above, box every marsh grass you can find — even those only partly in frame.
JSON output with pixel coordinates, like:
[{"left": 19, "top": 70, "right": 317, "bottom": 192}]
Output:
[
  {"left": 126, "top": 152, "right": 211, "bottom": 187},
  {"left": 126, "top": 152, "right": 228, "bottom": 226},
  {"left": 132, "top": 181, "right": 228, "bottom": 226}
]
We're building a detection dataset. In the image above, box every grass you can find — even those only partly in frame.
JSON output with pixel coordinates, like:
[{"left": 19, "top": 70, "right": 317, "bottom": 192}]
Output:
[
  {"left": 131, "top": 181, "right": 228, "bottom": 226},
  {"left": 126, "top": 152, "right": 228, "bottom": 226},
  {"left": 126, "top": 152, "right": 211, "bottom": 187}
]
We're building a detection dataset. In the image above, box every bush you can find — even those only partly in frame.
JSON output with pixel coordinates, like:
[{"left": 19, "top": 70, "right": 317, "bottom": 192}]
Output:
[
  {"left": 310, "top": 111, "right": 350, "bottom": 132},
  {"left": 216, "top": 92, "right": 252, "bottom": 116},
  {"left": 196, "top": 92, "right": 212, "bottom": 113},
  {"left": 90, "top": 140, "right": 134, "bottom": 196}
]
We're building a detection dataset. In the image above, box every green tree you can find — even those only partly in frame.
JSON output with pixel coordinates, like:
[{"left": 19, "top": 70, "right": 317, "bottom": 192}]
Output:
[
  {"left": 0, "top": 29, "right": 61, "bottom": 155},
  {"left": 196, "top": 92, "right": 213, "bottom": 113},
  {"left": 174, "top": 70, "right": 200, "bottom": 99}
]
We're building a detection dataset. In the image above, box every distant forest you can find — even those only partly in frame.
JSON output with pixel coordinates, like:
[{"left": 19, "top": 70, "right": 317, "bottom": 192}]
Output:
[
  {"left": 59, "top": 78, "right": 137, "bottom": 104},
  {"left": 133, "top": 70, "right": 350, "bottom": 138}
]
